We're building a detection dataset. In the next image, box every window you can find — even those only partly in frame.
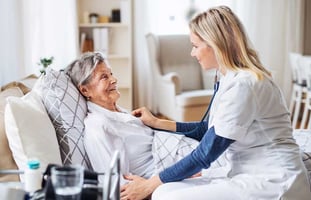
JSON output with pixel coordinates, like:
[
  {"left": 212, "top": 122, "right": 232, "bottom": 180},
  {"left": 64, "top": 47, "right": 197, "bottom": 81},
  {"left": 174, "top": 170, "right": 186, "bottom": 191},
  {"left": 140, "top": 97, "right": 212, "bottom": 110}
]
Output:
[{"left": 148, "top": 0, "right": 236, "bottom": 35}]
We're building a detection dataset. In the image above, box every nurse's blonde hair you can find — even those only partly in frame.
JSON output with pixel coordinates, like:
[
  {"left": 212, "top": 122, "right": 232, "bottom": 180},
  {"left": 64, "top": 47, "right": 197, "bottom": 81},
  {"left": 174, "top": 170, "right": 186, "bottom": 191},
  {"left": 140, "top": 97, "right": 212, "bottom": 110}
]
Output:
[{"left": 189, "top": 6, "right": 271, "bottom": 80}]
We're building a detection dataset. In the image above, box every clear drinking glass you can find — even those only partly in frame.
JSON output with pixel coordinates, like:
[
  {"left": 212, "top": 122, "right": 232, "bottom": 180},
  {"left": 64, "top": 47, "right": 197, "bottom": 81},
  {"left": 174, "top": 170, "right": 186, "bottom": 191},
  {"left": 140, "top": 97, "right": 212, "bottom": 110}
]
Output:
[{"left": 51, "top": 165, "right": 84, "bottom": 200}]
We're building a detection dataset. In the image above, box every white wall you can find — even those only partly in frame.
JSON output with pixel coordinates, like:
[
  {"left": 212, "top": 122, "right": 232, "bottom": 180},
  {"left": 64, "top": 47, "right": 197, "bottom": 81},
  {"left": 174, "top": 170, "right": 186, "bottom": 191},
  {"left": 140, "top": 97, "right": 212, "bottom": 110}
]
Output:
[{"left": 0, "top": 0, "right": 79, "bottom": 86}]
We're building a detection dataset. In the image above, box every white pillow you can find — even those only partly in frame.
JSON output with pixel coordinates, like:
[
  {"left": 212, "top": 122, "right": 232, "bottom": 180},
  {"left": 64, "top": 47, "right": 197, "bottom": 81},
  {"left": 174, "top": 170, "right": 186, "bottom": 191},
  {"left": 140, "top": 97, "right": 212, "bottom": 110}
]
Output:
[{"left": 4, "top": 91, "right": 62, "bottom": 181}]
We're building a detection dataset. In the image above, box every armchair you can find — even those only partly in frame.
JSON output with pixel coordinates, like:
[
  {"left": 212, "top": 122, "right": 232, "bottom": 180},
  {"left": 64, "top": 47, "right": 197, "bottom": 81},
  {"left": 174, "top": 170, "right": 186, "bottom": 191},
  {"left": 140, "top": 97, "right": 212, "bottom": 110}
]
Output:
[{"left": 146, "top": 33, "right": 214, "bottom": 122}]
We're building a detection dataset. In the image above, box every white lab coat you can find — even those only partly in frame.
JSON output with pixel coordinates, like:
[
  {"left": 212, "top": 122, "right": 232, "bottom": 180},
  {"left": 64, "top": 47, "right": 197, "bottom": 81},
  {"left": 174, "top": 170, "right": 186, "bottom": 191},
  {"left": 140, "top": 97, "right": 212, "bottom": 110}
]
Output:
[
  {"left": 83, "top": 102, "right": 198, "bottom": 184},
  {"left": 153, "top": 70, "right": 311, "bottom": 200}
]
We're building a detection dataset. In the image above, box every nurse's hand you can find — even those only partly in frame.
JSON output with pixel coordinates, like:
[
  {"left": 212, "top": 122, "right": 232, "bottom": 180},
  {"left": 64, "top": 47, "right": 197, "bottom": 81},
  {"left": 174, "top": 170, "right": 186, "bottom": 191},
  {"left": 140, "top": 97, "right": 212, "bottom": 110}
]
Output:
[
  {"left": 120, "top": 175, "right": 162, "bottom": 200},
  {"left": 132, "top": 107, "right": 158, "bottom": 127}
]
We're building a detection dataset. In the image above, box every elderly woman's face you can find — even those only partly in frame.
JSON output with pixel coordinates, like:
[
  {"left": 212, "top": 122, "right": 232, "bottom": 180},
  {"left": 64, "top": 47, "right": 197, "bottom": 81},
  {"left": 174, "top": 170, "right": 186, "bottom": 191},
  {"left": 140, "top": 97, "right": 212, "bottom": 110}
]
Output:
[{"left": 81, "top": 62, "right": 120, "bottom": 109}]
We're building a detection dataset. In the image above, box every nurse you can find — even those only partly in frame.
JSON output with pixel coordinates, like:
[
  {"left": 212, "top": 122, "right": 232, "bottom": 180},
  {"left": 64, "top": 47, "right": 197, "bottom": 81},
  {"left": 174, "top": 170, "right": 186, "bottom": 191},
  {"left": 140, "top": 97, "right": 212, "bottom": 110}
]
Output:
[{"left": 120, "top": 5, "right": 311, "bottom": 200}]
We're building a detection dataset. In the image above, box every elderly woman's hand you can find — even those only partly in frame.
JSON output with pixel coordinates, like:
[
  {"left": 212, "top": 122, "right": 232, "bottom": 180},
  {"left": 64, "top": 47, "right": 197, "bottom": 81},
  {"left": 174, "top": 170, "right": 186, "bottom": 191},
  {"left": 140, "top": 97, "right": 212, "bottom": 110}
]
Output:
[
  {"left": 131, "top": 107, "right": 158, "bottom": 127},
  {"left": 120, "top": 174, "right": 162, "bottom": 200}
]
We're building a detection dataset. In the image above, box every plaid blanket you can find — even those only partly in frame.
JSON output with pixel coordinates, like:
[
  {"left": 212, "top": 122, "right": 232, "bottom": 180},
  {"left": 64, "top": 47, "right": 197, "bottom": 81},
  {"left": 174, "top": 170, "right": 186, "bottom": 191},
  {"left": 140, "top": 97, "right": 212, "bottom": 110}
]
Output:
[{"left": 152, "top": 131, "right": 199, "bottom": 173}]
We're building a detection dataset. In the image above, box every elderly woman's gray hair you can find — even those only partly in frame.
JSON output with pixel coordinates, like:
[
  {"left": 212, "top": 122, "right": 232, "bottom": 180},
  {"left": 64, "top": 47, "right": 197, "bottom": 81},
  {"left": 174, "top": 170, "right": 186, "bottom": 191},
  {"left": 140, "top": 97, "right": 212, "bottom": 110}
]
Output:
[{"left": 65, "top": 52, "right": 107, "bottom": 87}]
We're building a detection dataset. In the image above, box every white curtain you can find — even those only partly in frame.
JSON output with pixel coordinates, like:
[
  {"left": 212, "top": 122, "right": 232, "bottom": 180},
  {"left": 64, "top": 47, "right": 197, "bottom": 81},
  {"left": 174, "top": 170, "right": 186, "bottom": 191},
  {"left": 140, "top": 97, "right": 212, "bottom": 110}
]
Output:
[
  {"left": 0, "top": 0, "right": 78, "bottom": 86},
  {"left": 0, "top": 0, "right": 23, "bottom": 86},
  {"left": 132, "top": 0, "right": 155, "bottom": 110},
  {"left": 282, "top": 0, "right": 305, "bottom": 103},
  {"left": 232, "top": 0, "right": 305, "bottom": 104},
  {"left": 133, "top": 0, "right": 305, "bottom": 110}
]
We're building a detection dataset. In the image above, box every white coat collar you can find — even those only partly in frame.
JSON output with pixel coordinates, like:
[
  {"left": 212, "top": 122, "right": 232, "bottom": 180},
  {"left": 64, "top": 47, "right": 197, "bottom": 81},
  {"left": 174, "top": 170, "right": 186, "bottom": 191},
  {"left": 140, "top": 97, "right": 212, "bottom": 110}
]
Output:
[{"left": 219, "top": 69, "right": 237, "bottom": 90}]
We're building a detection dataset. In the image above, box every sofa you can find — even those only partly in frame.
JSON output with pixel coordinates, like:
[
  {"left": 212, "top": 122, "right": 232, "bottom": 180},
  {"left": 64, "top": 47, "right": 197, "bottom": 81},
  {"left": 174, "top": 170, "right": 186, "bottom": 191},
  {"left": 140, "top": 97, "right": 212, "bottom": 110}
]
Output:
[
  {"left": 0, "top": 68, "right": 92, "bottom": 182},
  {"left": 0, "top": 75, "right": 38, "bottom": 181},
  {"left": 146, "top": 33, "right": 215, "bottom": 122}
]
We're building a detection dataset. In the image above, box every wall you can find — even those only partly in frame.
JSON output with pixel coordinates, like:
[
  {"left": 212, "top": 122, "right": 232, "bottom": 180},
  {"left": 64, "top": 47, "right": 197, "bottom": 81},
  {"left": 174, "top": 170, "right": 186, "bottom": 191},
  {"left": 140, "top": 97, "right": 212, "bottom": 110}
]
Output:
[{"left": 304, "top": 0, "right": 311, "bottom": 55}]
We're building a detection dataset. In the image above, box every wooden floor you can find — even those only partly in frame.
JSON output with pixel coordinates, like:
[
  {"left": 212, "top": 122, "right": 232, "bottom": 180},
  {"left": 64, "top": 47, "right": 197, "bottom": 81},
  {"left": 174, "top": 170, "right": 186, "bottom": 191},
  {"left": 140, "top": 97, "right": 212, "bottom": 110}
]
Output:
[{"left": 293, "top": 111, "right": 307, "bottom": 129}]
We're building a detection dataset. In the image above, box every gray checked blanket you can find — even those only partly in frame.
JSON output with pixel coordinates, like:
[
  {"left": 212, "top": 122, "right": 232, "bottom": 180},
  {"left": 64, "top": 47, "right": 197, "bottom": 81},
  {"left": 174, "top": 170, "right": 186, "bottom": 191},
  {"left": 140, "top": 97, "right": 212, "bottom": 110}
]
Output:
[{"left": 152, "top": 131, "right": 199, "bottom": 173}]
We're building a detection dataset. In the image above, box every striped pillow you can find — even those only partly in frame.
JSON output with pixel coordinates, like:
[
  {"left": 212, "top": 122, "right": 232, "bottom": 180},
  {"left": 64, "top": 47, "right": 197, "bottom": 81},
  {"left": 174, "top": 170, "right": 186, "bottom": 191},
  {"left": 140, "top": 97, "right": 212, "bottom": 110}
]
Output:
[{"left": 38, "top": 68, "right": 92, "bottom": 169}]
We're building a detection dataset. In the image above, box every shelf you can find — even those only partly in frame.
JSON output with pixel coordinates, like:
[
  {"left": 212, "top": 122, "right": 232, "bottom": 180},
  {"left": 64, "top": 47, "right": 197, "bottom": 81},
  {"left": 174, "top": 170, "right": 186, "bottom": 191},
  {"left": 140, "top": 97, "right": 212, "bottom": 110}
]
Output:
[
  {"left": 107, "top": 54, "right": 130, "bottom": 59},
  {"left": 78, "top": 0, "right": 133, "bottom": 110},
  {"left": 79, "top": 23, "right": 128, "bottom": 28}
]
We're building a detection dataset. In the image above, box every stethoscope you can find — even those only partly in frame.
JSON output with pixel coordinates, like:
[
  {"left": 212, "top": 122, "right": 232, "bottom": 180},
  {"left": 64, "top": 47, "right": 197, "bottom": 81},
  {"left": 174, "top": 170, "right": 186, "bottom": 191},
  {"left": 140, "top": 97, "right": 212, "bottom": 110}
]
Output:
[
  {"left": 162, "top": 71, "right": 220, "bottom": 136},
  {"left": 173, "top": 71, "right": 220, "bottom": 136},
  {"left": 200, "top": 70, "right": 220, "bottom": 123}
]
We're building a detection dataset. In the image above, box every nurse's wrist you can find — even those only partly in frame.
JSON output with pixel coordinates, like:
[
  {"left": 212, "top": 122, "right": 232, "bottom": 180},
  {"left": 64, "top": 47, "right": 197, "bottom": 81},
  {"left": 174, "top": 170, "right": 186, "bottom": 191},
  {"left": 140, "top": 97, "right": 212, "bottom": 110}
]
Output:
[
  {"left": 156, "top": 119, "right": 177, "bottom": 132},
  {"left": 147, "top": 175, "right": 162, "bottom": 194}
]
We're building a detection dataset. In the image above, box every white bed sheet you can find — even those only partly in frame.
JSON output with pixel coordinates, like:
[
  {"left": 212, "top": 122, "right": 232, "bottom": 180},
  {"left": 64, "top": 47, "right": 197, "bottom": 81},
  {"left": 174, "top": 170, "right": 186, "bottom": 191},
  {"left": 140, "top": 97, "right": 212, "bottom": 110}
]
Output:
[{"left": 293, "top": 129, "right": 311, "bottom": 183}]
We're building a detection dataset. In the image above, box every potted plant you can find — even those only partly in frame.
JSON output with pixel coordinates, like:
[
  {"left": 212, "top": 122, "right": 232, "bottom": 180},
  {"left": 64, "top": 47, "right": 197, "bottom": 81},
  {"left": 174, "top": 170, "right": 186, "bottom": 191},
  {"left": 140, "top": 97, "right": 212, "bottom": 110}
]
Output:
[{"left": 38, "top": 57, "right": 54, "bottom": 75}]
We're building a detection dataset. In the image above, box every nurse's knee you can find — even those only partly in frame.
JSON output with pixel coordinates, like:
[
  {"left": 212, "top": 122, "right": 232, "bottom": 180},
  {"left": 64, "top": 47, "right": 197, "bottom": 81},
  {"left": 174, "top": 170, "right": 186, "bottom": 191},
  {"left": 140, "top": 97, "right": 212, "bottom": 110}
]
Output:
[
  {"left": 152, "top": 182, "right": 189, "bottom": 200},
  {"left": 152, "top": 184, "right": 172, "bottom": 200}
]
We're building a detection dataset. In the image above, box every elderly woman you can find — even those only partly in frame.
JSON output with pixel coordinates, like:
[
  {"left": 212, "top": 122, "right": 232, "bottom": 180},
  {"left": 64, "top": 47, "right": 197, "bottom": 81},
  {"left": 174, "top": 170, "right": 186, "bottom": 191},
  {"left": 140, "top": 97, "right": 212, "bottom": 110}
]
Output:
[{"left": 65, "top": 52, "right": 199, "bottom": 183}]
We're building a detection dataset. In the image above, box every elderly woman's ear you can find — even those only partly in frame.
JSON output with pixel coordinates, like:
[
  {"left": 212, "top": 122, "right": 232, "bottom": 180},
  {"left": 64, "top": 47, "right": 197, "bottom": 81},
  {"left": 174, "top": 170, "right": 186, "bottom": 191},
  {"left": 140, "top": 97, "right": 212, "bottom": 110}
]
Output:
[{"left": 79, "top": 85, "right": 89, "bottom": 99}]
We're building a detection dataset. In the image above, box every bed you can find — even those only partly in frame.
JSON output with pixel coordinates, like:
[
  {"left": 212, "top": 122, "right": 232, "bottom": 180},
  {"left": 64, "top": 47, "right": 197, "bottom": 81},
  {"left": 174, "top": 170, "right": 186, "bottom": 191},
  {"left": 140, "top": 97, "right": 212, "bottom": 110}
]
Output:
[{"left": 293, "top": 129, "right": 311, "bottom": 182}]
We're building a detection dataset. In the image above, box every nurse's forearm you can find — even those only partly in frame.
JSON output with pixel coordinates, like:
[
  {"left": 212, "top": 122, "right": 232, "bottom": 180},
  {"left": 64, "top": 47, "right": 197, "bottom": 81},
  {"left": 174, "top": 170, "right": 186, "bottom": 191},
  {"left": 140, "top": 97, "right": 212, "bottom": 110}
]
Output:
[
  {"left": 159, "top": 127, "right": 235, "bottom": 183},
  {"left": 176, "top": 121, "right": 208, "bottom": 140}
]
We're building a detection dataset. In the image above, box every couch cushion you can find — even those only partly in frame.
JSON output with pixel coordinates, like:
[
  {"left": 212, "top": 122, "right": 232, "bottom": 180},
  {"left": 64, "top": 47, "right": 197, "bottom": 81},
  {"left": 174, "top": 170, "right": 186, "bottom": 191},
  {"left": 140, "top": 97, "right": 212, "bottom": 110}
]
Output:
[
  {"left": 158, "top": 34, "right": 203, "bottom": 91},
  {"left": 1, "top": 82, "right": 31, "bottom": 95},
  {"left": 5, "top": 91, "right": 62, "bottom": 181},
  {"left": 19, "top": 74, "right": 38, "bottom": 92},
  {"left": 0, "top": 87, "right": 23, "bottom": 182},
  {"left": 36, "top": 68, "right": 92, "bottom": 169},
  {"left": 176, "top": 89, "right": 214, "bottom": 107},
  {"left": 1, "top": 74, "right": 38, "bottom": 95}
]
